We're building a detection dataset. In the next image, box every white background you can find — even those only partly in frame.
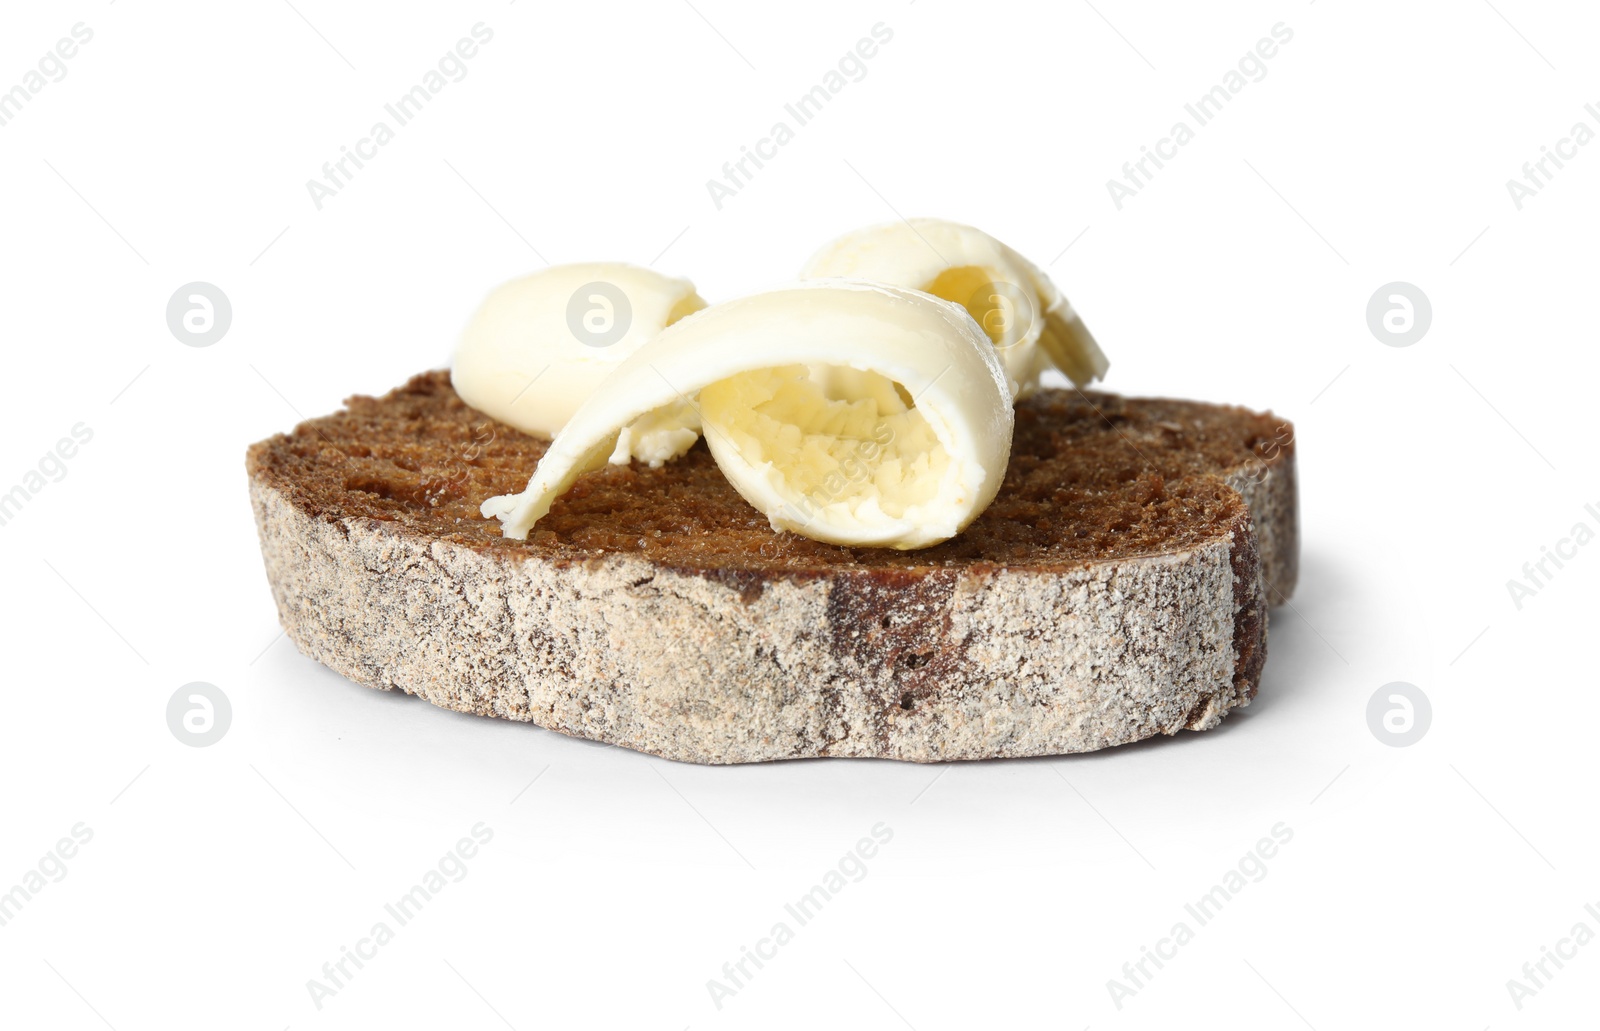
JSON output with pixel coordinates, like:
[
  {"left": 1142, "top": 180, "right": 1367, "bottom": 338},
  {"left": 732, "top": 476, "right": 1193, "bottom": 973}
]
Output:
[{"left": 1, "top": 0, "right": 1595, "bottom": 1027}]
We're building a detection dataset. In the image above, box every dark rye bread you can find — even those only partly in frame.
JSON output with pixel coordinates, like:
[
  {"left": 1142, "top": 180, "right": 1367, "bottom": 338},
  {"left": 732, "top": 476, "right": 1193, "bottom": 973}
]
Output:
[{"left": 247, "top": 371, "right": 1298, "bottom": 763}]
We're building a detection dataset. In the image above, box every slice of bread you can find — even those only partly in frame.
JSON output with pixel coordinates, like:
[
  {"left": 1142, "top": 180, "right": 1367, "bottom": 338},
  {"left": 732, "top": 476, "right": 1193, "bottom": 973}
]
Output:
[{"left": 247, "top": 371, "right": 1297, "bottom": 763}]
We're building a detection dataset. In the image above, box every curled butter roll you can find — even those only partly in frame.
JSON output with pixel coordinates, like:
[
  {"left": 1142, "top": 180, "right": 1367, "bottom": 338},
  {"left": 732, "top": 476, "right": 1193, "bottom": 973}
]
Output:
[
  {"left": 480, "top": 281, "right": 1014, "bottom": 550},
  {"left": 451, "top": 263, "right": 707, "bottom": 465},
  {"left": 801, "top": 218, "right": 1108, "bottom": 399}
]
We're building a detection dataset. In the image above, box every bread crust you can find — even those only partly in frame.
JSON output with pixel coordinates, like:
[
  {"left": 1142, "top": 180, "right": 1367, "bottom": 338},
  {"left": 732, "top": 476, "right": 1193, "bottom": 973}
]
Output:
[{"left": 247, "top": 374, "right": 1293, "bottom": 763}]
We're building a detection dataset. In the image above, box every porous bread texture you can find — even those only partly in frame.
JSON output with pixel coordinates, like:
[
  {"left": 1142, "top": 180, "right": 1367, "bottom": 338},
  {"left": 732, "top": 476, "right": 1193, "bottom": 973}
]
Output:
[
  {"left": 249, "top": 481, "right": 1266, "bottom": 764},
  {"left": 1226, "top": 460, "right": 1298, "bottom": 603},
  {"left": 246, "top": 374, "right": 1292, "bottom": 763}
]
